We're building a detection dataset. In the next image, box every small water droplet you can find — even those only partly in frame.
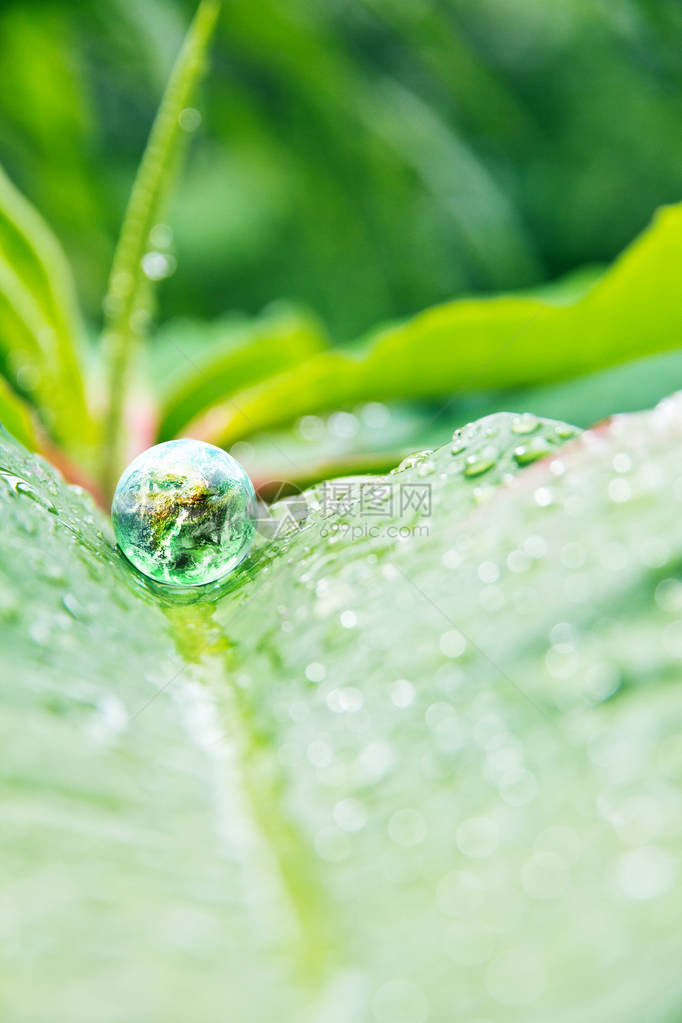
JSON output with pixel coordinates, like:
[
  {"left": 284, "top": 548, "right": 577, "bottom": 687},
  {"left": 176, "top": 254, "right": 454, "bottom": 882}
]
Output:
[
  {"left": 328, "top": 410, "right": 359, "bottom": 438},
  {"left": 534, "top": 487, "right": 553, "bottom": 507},
  {"left": 390, "top": 679, "right": 415, "bottom": 708},
  {"left": 62, "top": 593, "right": 84, "bottom": 620},
  {"left": 464, "top": 446, "right": 498, "bottom": 478},
  {"left": 477, "top": 560, "right": 500, "bottom": 583},
  {"left": 178, "top": 106, "right": 201, "bottom": 131},
  {"left": 327, "top": 687, "right": 363, "bottom": 713},
  {"left": 396, "top": 450, "right": 433, "bottom": 472},
  {"left": 512, "top": 412, "right": 539, "bottom": 435},
  {"left": 297, "top": 415, "right": 325, "bottom": 441},
  {"left": 442, "top": 549, "right": 461, "bottom": 570},
  {"left": 141, "top": 250, "right": 176, "bottom": 281},
  {"left": 360, "top": 401, "right": 390, "bottom": 428},
  {"left": 440, "top": 629, "right": 467, "bottom": 658},
  {"left": 514, "top": 436, "right": 552, "bottom": 465},
  {"left": 607, "top": 477, "right": 631, "bottom": 503},
  {"left": 305, "top": 661, "right": 326, "bottom": 682},
  {"left": 0, "top": 468, "right": 58, "bottom": 514}
]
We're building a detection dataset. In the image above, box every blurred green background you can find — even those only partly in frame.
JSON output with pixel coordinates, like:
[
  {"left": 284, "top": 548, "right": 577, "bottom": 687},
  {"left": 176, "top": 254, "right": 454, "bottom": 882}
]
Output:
[{"left": 2, "top": 0, "right": 682, "bottom": 342}]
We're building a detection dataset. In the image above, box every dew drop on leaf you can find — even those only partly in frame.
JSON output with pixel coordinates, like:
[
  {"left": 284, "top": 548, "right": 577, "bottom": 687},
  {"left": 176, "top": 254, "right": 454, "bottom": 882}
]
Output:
[
  {"left": 512, "top": 412, "right": 540, "bottom": 435},
  {"left": 514, "top": 436, "right": 552, "bottom": 465},
  {"left": 464, "top": 446, "right": 498, "bottom": 477}
]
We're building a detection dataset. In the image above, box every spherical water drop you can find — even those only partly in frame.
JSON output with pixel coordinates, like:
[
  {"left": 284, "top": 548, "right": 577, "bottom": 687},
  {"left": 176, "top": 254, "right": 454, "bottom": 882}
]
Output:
[{"left": 111, "top": 439, "right": 255, "bottom": 586}]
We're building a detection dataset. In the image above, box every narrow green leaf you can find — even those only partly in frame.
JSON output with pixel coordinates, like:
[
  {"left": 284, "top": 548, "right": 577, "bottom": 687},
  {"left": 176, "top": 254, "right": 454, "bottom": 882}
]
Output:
[
  {"left": 156, "top": 307, "right": 329, "bottom": 441},
  {"left": 101, "top": 0, "right": 222, "bottom": 493},
  {"left": 0, "top": 162, "right": 93, "bottom": 456},
  {"left": 0, "top": 373, "right": 38, "bottom": 449},
  {"left": 189, "top": 203, "right": 682, "bottom": 445}
]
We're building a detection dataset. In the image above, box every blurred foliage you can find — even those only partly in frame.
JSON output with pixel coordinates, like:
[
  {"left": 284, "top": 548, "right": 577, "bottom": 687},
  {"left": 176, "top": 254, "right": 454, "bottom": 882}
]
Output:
[
  {"left": 0, "top": 375, "right": 36, "bottom": 450},
  {"left": 155, "top": 306, "right": 327, "bottom": 440},
  {"left": 1, "top": 0, "right": 682, "bottom": 493},
  {"left": 182, "top": 204, "right": 682, "bottom": 448},
  {"left": 0, "top": 162, "right": 93, "bottom": 460},
  {"left": 1, "top": 0, "right": 682, "bottom": 341}
]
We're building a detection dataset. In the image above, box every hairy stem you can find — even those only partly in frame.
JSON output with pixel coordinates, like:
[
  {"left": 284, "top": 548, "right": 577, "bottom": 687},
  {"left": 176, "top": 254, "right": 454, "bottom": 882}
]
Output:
[{"left": 100, "top": 0, "right": 222, "bottom": 495}]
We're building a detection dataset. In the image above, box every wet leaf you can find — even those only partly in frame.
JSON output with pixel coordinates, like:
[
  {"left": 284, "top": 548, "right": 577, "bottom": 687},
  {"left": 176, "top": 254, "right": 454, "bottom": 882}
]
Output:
[{"left": 1, "top": 399, "right": 681, "bottom": 1021}]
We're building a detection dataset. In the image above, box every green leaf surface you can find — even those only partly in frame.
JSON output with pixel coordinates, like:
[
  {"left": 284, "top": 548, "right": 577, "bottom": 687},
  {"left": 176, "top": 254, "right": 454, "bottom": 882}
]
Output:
[
  {"left": 1, "top": 400, "right": 681, "bottom": 1021},
  {"left": 0, "top": 162, "right": 93, "bottom": 456},
  {"left": 188, "top": 203, "right": 682, "bottom": 446}
]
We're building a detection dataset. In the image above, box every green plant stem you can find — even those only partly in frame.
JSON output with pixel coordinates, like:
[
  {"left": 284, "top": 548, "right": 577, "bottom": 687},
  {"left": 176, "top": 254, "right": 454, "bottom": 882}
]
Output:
[{"left": 100, "top": 0, "right": 222, "bottom": 495}]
